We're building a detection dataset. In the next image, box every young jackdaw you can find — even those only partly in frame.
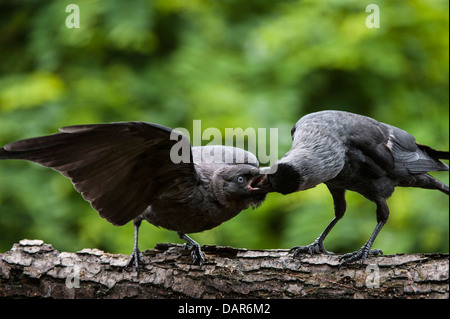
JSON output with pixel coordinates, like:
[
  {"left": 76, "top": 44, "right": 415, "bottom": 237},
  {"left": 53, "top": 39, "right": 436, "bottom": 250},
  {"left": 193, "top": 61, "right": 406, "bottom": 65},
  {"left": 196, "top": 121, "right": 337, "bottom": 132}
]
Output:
[
  {"left": 0, "top": 122, "right": 267, "bottom": 271},
  {"left": 262, "top": 110, "right": 448, "bottom": 266}
]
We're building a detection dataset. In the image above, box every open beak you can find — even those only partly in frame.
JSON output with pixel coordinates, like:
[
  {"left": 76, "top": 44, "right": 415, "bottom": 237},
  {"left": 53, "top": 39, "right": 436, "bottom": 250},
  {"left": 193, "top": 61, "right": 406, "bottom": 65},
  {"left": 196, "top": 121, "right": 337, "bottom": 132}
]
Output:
[
  {"left": 247, "top": 174, "right": 273, "bottom": 193},
  {"left": 247, "top": 175, "right": 264, "bottom": 191}
]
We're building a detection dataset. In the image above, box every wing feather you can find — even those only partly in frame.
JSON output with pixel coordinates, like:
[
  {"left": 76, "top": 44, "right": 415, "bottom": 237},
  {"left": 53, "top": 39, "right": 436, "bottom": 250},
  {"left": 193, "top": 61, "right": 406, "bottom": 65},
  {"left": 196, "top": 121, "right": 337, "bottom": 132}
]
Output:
[
  {"left": 347, "top": 119, "right": 448, "bottom": 177},
  {"left": 387, "top": 125, "right": 448, "bottom": 174},
  {"left": 0, "top": 122, "right": 198, "bottom": 226}
]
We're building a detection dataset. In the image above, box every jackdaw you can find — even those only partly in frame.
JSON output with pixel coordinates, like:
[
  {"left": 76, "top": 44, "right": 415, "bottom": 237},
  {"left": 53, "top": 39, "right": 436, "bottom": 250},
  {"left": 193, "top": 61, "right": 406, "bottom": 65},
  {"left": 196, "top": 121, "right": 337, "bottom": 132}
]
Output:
[
  {"left": 261, "top": 110, "right": 448, "bottom": 265},
  {"left": 0, "top": 122, "right": 267, "bottom": 271}
]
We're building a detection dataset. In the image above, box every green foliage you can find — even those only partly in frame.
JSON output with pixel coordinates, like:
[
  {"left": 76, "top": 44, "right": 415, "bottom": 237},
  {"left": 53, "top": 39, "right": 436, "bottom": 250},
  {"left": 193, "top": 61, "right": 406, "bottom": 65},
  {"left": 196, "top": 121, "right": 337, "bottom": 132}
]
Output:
[{"left": 0, "top": 0, "right": 448, "bottom": 255}]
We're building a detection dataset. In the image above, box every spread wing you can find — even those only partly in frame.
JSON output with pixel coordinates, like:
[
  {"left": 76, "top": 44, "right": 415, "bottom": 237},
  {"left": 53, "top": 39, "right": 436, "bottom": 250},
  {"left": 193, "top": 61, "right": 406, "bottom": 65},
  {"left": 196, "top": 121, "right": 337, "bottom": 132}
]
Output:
[{"left": 0, "top": 122, "right": 198, "bottom": 226}]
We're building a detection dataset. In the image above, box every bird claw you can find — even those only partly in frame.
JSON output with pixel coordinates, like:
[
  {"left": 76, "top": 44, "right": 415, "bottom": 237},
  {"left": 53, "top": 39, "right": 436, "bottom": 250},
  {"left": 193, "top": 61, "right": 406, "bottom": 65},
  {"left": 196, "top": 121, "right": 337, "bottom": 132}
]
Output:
[
  {"left": 290, "top": 239, "right": 334, "bottom": 258},
  {"left": 183, "top": 242, "right": 205, "bottom": 266},
  {"left": 126, "top": 246, "right": 145, "bottom": 274},
  {"left": 339, "top": 247, "right": 383, "bottom": 267}
]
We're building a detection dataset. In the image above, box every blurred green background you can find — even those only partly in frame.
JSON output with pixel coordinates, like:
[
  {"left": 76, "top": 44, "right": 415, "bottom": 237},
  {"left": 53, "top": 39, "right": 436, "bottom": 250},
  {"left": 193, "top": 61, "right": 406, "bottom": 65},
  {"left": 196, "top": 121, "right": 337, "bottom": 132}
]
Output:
[{"left": 0, "top": 0, "right": 448, "bottom": 257}]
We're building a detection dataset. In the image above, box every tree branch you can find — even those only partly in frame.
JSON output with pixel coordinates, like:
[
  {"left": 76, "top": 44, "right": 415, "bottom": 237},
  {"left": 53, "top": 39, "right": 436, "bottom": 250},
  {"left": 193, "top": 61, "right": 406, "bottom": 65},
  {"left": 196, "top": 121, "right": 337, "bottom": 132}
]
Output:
[{"left": 0, "top": 239, "right": 448, "bottom": 299}]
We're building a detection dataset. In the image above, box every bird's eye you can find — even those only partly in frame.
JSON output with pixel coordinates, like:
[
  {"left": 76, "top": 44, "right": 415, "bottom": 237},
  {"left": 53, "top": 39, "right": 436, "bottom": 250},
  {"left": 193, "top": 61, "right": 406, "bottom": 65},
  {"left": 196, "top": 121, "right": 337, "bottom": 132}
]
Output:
[{"left": 237, "top": 176, "right": 245, "bottom": 183}]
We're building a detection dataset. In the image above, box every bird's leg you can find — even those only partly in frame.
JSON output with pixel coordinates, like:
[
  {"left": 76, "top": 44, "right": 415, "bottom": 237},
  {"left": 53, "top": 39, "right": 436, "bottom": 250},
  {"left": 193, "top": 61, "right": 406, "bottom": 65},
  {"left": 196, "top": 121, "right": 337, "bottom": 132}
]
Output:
[
  {"left": 178, "top": 232, "right": 205, "bottom": 266},
  {"left": 339, "top": 200, "right": 388, "bottom": 267},
  {"left": 126, "top": 218, "right": 145, "bottom": 274},
  {"left": 338, "top": 223, "right": 384, "bottom": 266},
  {"left": 291, "top": 186, "right": 346, "bottom": 258}
]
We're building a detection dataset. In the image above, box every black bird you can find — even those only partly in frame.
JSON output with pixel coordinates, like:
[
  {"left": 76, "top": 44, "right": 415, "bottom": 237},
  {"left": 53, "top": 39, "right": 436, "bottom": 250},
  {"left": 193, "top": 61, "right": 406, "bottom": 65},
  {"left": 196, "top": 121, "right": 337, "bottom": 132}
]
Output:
[
  {"left": 263, "top": 110, "right": 449, "bottom": 265},
  {"left": 0, "top": 122, "right": 268, "bottom": 271}
]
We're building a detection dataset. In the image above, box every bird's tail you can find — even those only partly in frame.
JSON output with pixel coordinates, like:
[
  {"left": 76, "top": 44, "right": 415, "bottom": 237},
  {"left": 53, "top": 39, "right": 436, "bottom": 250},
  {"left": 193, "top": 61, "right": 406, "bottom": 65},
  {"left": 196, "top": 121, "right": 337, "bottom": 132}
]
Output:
[
  {"left": 434, "top": 178, "right": 450, "bottom": 195},
  {"left": 416, "top": 144, "right": 449, "bottom": 173},
  {"left": 417, "top": 143, "right": 449, "bottom": 161},
  {"left": 400, "top": 173, "right": 449, "bottom": 196}
]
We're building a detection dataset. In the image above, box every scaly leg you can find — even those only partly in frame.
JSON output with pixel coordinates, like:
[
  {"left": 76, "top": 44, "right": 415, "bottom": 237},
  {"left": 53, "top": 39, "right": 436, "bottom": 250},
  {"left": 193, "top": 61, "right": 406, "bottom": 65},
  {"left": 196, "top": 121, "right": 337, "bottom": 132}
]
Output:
[
  {"left": 178, "top": 232, "right": 205, "bottom": 266},
  {"left": 291, "top": 186, "right": 346, "bottom": 258},
  {"left": 127, "top": 219, "right": 145, "bottom": 274},
  {"left": 339, "top": 199, "right": 388, "bottom": 266}
]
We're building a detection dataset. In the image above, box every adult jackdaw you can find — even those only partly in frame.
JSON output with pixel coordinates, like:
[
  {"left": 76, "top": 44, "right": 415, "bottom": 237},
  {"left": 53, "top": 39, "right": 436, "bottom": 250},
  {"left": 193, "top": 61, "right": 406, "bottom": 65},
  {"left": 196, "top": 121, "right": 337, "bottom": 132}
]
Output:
[
  {"left": 0, "top": 122, "right": 267, "bottom": 271},
  {"left": 262, "top": 110, "right": 449, "bottom": 266}
]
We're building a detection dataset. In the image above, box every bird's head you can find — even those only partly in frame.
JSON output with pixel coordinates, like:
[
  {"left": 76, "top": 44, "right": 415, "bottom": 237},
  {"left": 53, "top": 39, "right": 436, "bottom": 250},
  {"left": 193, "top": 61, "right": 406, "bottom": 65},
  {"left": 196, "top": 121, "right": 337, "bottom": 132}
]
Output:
[{"left": 212, "top": 164, "right": 269, "bottom": 208}]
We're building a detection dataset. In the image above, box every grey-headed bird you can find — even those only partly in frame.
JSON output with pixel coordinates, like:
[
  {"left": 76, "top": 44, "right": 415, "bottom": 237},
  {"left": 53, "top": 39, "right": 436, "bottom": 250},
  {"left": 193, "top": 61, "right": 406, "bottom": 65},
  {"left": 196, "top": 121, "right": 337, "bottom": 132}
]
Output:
[{"left": 262, "top": 110, "right": 448, "bottom": 266}]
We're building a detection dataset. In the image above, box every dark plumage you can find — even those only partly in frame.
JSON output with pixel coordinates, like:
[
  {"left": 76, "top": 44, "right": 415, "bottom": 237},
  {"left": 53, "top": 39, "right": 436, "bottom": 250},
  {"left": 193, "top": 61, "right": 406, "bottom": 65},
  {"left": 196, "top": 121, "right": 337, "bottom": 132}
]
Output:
[
  {"left": 264, "top": 110, "right": 449, "bottom": 265},
  {"left": 0, "top": 122, "right": 268, "bottom": 271}
]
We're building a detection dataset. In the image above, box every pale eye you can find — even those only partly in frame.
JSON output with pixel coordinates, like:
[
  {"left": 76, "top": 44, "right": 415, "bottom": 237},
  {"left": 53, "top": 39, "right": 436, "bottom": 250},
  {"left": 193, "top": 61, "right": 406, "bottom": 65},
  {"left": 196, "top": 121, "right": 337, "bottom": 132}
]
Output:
[{"left": 237, "top": 176, "right": 245, "bottom": 183}]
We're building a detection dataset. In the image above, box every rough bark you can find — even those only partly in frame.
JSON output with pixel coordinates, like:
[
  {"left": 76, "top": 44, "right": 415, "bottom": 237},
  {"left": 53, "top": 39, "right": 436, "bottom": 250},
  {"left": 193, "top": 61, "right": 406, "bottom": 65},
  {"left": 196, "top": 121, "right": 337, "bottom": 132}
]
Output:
[{"left": 0, "top": 239, "right": 448, "bottom": 299}]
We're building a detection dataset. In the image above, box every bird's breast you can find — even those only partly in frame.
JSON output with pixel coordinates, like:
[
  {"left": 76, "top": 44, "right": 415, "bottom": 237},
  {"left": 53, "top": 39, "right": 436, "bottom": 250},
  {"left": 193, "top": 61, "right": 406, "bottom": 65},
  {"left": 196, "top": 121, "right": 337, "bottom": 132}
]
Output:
[{"left": 142, "top": 199, "right": 241, "bottom": 234}]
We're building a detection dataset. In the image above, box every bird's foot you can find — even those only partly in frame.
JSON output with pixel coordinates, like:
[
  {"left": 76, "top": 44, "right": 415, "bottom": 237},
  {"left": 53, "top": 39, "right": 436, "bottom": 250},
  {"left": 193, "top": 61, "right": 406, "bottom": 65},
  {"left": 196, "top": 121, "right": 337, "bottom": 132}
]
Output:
[
  {"left": 182, "top": 242, "right": 205, "bottom": 266},
  {"left": 339, "top": 246, "right": 383, "bottom": 267},
  {"left": 126, "top": 246, "right": 145, "bottom": 274},
  {"left": 290, "top": 239, "right": 334, "bottom": 258}
]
